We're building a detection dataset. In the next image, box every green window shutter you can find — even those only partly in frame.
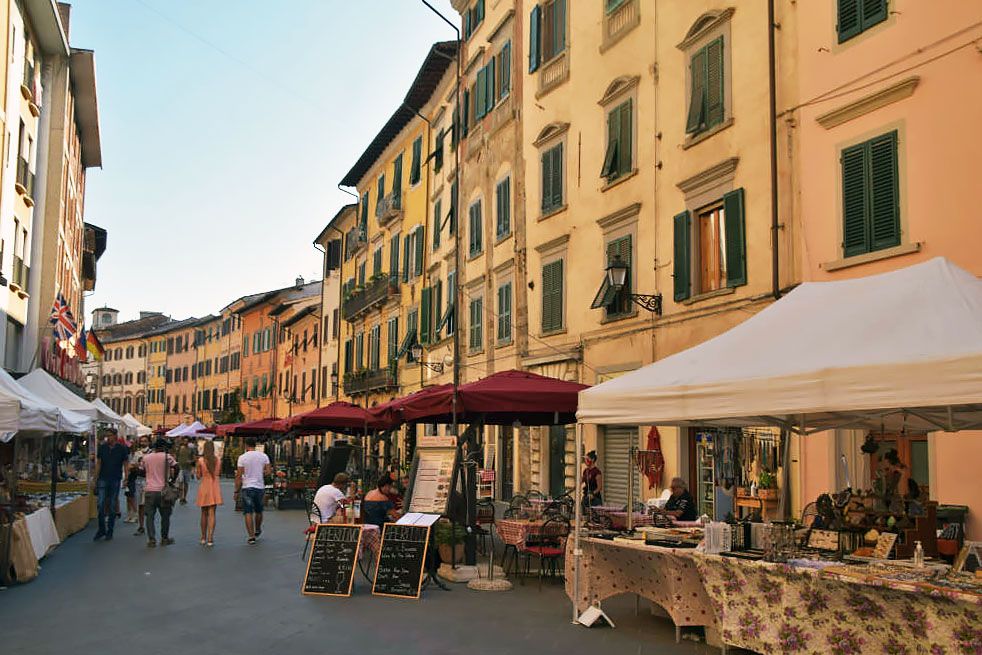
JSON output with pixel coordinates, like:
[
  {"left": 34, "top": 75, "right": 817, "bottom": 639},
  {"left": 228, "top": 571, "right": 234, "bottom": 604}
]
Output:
[
  {"left": 837, "top": 0, "right": 862, "bottom": 43},
  {"left": 433, "top": 199, "right": 442, "bottom": 250},
  {"left": 476, "top": 0, "right": 484, "bottom": 23},
  {"left": 606, "top": 0, "right": 626, "bottom": 12},
  {"left": 475, "top": 70, "right": 486, "bottom": 120},
  {"left": 529, "top": 5, "right": 541, "bottom": 73},
  {"left": 673, "top": 210, "right": 692, "bottom": 302},
  {"left": 541, "top": 149, "right": 553, "bottom": 212},
  {"left": 841, "top": 142, "right": 869, "bottom": 257},
  {"left": 550, "top": 144, "right": 564, "bottom": 209},
  {"left": 499, "top": 283, "right": 512, "bottom": 342},
  {"left": 705, "top": 37, "right": 724, "bottom": 128},
  {"left": 686, "top": 49, "right": 707, "bottom": 134},
  {"left": 420, "top": 287, "right": 432, "bottom": 345},
  {"left": 496, "top": 177, "right": 510, "bottom": 237},
  {"left": 462, "top": 89, "right": 470, "bottom": 136},
  {"left": 602, "top": 107, "right": 620, "bottom": 180},
  {"left": 450, "top": 180, "right": 458, "bottom": 234},
  {"left": 392, "top": 154, "right": 403, "bottom": 200},
  {"left": 553, "top": 0, "right": 567, "bottom": 56},
  {"left": 361, "top": 194, "right": 369, "bottom": 225},
  {"left": 500, "top": 41, "right": 511, "bottom": 98},
  {"left": 355, "top": 334, "right": 364, "bottom": 369},
  {"left": 434, "top": 130, "right": 444, "bottom": 172},
  {"left": 446, "top": 271, "right": 456, "bottom": 335},
  {"left": 414, "top": 226, "right": 424, "bottom": 276},
  {"left": 469, "top": 202, "right": 482, "bottom": 255},
  {"left": 723, "top": 187, "right": 747, "bottom": 287},
  {"left": 377, "top": 174, "right": 385, "bottom": 206},
  {"left": 469, "top": 298, "right": 483, "bottom": 350},
  {"left": 869, "top": 131, "right": 900, "bottom": 252},
  {"left": 402, "top": 232, "right": 411, "bottom": 281},
  {"left": 619, "top": 99, "right": 633, "bottom": 177},
  {"left": 410, "top": 137, "right": 422, "bottom": 185},
  {"left": 387, "top": 317, "right": 398, "bottom": 362},
  {"left": 390, "top": 234, "right": 400, "bottom": 278},
  {"left": 861, "top": 0, "right": 887, "bottom": 30},
  {"left": 542, "top": 259, "right": 563, "bottom": 332},
  {"left": 433, "top": 280, "right": 442, "bottom": 340},
  {"left": 486, "top": 58, "right": 496, "bottom": 114}
]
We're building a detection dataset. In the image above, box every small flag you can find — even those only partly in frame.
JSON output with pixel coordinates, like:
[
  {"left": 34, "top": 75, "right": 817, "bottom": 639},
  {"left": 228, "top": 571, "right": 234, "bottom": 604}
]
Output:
[
  {"left": 86, "top": 329, "right": 105, "bottom": 361},
  {"left": 75, "top": 327, "right": 88, "bottom": 363},
  {"left": 49, "top": 292, "right": 77, "bottom": 341}
]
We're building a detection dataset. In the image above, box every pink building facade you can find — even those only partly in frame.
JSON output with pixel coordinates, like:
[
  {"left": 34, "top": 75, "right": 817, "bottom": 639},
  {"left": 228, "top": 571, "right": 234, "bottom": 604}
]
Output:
[{"left": 791, "top": 1, "right": 982, "bottom": 536}]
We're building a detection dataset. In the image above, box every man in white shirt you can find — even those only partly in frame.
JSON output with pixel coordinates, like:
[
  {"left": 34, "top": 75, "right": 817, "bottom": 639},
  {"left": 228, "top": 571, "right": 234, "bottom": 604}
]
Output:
[
  {"left": 235, "top": 437, "right": 271, "bottom": 545},
  {"left": 312, "top": 473, "right": 350, "bottom": 523}
]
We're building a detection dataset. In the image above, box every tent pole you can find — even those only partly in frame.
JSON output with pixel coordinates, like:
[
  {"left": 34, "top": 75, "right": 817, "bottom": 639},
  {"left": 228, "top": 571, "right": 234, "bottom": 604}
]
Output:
[
  {"left": 627, "top": 443, "right": 635, "bottom": 532},
  {"left": 50, "top": 433, "right": 58, "bottom": 519},
  {"left": 572, "top": 422, "right": 583, "bottom": 624}
]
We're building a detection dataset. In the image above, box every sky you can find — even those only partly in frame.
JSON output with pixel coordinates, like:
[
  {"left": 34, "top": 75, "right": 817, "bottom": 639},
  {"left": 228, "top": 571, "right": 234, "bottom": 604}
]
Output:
[{"left": 72, "top": 0, "right": 457, "bottom": 324}]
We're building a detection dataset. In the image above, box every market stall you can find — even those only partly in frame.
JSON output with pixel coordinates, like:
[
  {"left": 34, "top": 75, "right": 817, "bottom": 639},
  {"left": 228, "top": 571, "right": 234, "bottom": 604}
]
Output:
[
  {"left": 572, "top": 258, "right": 982, "bottom": 649},
  {"left": 119, "top": 413, "right": 152, "bottom": 438}
]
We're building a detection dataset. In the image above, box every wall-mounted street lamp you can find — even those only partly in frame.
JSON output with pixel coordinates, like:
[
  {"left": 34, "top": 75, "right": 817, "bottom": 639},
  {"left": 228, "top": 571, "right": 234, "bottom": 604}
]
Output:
[
  {"left": 410, "top": 343, "right": 444, "bottom": 373},
  {"left": 606, "top": 255, "right": 663, "bottom": 316}
]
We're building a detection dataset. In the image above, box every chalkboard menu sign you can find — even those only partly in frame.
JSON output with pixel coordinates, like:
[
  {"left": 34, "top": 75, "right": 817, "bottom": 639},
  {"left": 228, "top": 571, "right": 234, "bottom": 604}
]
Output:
[
  {"left": 372, "top": 523, "right": 430, "bottom": 599},
  {"left": 301, "top": 524, "right": 363, "bottom": 597}
]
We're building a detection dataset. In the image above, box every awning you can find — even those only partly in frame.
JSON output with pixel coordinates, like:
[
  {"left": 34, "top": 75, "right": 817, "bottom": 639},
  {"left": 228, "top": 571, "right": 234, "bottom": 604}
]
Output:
[
  {"left": 0, "top": 369, "right": 91, "bottom": 439},
  {"left": 19, "top": 369, "right": 119, "bottom": 424},
  {"left": 120, "top": 413, "right": 152, "bottom": 437},
  {"left": 166, "top": 420, "right": 208, "bottom": 438},
  {"left": 277, "top": 401, "right": 381, "bottom": 435},
  {"left": 215, "top": 418, "right": 283, "bottom": 437},
  {"left": 577, "top": 257, "right": 982, "bottom": 434}
]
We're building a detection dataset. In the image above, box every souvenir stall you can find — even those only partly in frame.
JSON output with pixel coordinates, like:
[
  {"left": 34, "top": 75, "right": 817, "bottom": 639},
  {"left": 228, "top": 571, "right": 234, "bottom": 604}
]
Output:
[
  {"left": 572, "top": 258, "right": 982, "bottom": 652},
  {"left": 0, "top": 369, "right": 92, "bottom": 584}
]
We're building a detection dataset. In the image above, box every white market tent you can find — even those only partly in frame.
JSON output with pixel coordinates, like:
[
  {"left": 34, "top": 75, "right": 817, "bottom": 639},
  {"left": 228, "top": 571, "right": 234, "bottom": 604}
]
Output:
[
  {"left": 0, "top": 368, "right": 92, "bottom": 439},
  {"left": 166, "top": 420, "right": 208, "bottom": 437},
  {"left": 577, "top": 257, "right": 982, "bottom": 435},
  {"left": 120, "top": 413, "right": 152, "bottom": 437},
  {"left": 19, "top": 369, "right": 120, "bottom": 425},
  {"left": 90, "top": 398, "right": 124, "bottom": 424}
]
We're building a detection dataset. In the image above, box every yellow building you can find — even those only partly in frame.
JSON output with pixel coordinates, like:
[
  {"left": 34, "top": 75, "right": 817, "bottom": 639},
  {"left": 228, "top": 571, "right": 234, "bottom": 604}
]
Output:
[
  {"left": 143, "top": 326, "right": 169, "bottom": 429},
  {"left": 314, "top": 204, "right": 356, "bottom": 406},
  {"left": 192, "top": 315, "right": 227, "bottom": 425}
]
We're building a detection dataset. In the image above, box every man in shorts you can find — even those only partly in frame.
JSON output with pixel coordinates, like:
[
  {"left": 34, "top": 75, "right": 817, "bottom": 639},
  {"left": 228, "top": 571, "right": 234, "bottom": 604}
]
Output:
[{"left": 235, "top": 437, "right": 271, "bottom": 545}]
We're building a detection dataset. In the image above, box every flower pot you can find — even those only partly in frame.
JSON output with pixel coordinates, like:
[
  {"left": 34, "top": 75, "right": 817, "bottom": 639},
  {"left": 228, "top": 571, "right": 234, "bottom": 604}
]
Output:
[
  {"left": 438, "top": 543, "right": 465, "bottom": 564},
  {"left": 758, "top": 488, "right": 778, "bottom": 500}
]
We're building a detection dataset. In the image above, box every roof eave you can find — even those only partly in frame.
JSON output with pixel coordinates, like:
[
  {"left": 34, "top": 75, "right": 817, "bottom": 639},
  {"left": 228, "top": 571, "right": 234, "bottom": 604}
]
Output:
[
  {"left": 69, "top": 49, "right": 102, "bottom": 168},
  {"left": 24, "top": 0, "right": 69, "bottom": 56}
]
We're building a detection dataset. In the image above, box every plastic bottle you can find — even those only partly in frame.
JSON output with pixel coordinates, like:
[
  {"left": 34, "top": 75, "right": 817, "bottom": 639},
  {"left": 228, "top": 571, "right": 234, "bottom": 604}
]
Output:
[{"left": 914, "top": 540, "right": 924, "bottom": 568}]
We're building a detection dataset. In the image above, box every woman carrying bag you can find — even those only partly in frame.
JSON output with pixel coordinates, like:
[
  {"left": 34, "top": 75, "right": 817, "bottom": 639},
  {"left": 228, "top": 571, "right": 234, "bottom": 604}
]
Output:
[{"left": 140, "top": 438, "right": 179, "bottom": 547}]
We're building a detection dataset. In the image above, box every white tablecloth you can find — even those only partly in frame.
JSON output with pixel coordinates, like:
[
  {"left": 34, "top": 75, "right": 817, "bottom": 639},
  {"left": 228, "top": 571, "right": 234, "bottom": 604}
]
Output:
[{"left": 24, "top": 507, "right": 61, "bottom": 560}]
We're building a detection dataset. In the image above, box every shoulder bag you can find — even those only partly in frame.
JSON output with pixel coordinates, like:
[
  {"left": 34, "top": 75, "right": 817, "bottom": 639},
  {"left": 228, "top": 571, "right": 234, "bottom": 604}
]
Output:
[{"left": 160, "top": 453, "right": 180, "bottom": 507}]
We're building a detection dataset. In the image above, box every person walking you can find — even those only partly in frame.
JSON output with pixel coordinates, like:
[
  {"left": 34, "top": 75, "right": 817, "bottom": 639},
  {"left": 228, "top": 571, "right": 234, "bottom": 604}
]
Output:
[
  {"left": 141, "top": 438, "right": 178, "bottom": 547},
  {"left": 235, "top": 437, "right": 270, "bottom": 545},
  {"left": 195, "top": 440, "right": 223, "bottom": 547},
  {"left": 176, "top": 437, "right": 195, "bottom": 505},
  {"left": 130, "top": 436, "right": 151, "bottom": 536},
  {"left": 93, "top": 429, "right": 129, "bottom": 541}
]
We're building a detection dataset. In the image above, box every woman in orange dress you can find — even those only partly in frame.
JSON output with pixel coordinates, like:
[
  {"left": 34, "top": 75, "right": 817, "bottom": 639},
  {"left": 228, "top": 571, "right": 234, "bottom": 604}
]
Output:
[{"left": 195, "top": 440, "right": 223, "bottom": 546}]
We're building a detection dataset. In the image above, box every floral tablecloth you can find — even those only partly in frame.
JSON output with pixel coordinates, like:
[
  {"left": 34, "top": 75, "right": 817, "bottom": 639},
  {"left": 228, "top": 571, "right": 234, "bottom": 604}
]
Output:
[
  {"left": 566, "top": 537, "right": 716, "bottom": 630},
  {"left": 695, "top": 554, "right": 982, "bottom": 654}
]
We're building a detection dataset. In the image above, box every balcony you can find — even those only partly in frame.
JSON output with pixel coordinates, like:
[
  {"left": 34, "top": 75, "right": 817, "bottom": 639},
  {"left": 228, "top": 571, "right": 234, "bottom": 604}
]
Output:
[
  {"left": 15, "top": 158, "right": 35, "bottom": 206},
  {"left": 10, "top": 256, "right": 29, "bottom": 297},
  {"left": 342, "top": 273, "right": 399, "bottom": 322},
  {"left": 344, "top": 365, "right": 398, "bottom": 395},
  {"left": 20, "top": 60, "right": 34, "bottom": 102},
  {"left": 375, "top": 190, "right": 403, "bottom": 227},
  {"left": 344, "top": 227, "right": 366, "bottom": 259}
]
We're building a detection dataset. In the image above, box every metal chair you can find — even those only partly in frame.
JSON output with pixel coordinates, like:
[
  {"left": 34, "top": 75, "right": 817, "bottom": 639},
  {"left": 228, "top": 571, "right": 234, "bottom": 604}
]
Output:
[
  {"left": 300, "top": 496, "right": 321, "bottom": 561},
  {"left": 524, "top": 515, "right": 570, "bottom": 590},
  {"left": 525, "top": 490, "right": 545, "bottom": 502},
  {"left": 474, "top": 498, "right": 496, "bottom": 556},
  {"left": 508, "top": 494, "right": 531, "bottom": 519}
]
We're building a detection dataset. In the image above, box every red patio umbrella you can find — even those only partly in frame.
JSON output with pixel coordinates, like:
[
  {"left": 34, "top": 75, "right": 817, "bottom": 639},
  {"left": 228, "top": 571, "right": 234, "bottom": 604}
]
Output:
[
  {"left": 368, "top": 383, "right": 453, "bottom": 429},
  {"left": 214, "top": 418, "right": 283, "bottom": 437},
  {"left": 279, "top": 401, "right": 381, "bottom": 434}
]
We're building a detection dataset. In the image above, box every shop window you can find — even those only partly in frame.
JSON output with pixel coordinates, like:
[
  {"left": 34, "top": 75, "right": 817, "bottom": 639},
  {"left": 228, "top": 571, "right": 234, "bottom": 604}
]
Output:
[
  {"left": 837, "top": 0, "right": 887, "bottom": 43},
  {"left": 841, "top": 131, "right": 900, "bottom": 258}
]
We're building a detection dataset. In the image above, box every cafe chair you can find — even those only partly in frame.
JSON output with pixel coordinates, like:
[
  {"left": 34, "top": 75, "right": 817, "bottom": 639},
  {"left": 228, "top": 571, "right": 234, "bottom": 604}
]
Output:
[
  {"left": 526, "top": 490, "right": 545, "bottom": 502},
  {"left": 301, "top": 502, "right": 321, "bottom": 561},
  {"left": 524, "top": 515, "right": 570, "bottom": 590},
  {"left": 474, "top": 498, "right": 496, "bottom": 556},
  {"left": 508, "top": 494, "right": 532, "bottom": 519}
]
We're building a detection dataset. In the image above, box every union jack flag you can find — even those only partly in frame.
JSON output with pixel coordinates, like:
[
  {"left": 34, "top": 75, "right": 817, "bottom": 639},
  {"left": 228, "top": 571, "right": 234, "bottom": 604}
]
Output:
[{"left": 49, "top": 292, "right": 77, "bottom": 341}]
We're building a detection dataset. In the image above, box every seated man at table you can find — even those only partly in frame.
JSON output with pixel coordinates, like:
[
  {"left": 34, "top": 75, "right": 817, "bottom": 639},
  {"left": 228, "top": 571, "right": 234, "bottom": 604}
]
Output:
[
  {"left": 311, "top": 473, "right": 349, "bottom": 523},
  {"left": 660, "top": 477, "right": 698, "bottom": 522}
]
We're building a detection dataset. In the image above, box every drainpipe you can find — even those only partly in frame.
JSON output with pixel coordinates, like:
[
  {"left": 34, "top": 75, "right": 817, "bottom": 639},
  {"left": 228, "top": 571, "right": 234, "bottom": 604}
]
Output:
[
  {"left": 337, "top": 185, "right": 358, "bottom": 404},
  {"left": 314, "top": 242, "right": 326, "bottom": 409},
  {"left": 768, "top": 0, "right": 781, "bottom": 300}
]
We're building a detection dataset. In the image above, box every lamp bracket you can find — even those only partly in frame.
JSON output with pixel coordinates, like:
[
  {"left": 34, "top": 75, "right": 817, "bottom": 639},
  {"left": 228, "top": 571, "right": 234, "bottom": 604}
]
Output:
[{"left": 629, "top": 293, "right": 663, "bottom": 316}]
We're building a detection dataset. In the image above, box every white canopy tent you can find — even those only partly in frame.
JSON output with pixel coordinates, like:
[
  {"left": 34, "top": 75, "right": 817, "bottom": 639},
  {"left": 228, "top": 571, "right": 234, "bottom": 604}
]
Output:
[
  {"left": 577, "top": 258, "right": 982, "bottom": 435},
  {"left": 90, "top": 398, "right": 124, "bottom": 424},
  {"left": 19, "top": 369, "right": 121, "bottom": 425},
  {"left": 0, "top": 368, "right": 92, "bottom": 440},
  {"left": 165, "top": 420, "right": 208, "bottom": 438},
  {"left": 120, "top": 413, "right": 152, "bottom": 438}
]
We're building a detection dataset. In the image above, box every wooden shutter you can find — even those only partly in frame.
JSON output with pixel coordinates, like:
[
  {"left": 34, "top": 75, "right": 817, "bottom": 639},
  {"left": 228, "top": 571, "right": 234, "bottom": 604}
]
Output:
[
  {"left": 475, "top": 69, "right": 486, "bottom": 120},
  {"left": 673, "top": 210, "right": 692, "bottom": 301},
  {"left": 686, "top": 49, "right": 707, "bottom": 133},
  {"left": 529, "top": 5, "right": 541, "bottom": 73},
  {"left": 390, "top": 234, "right": 400, "bottom": 277},
  {"left": 869, "top": 131, "right": 900, "bottom": 251},
  {"left": 450, "top": 179, "right": 458, "bottom": 234},
  {"left": 392, "top": 154, "right": 402, "bottom": 199},
  {"left": 723, "top": 187, "right": 747, "bottom": 287},
  {"left": 606, "top": 236, "right": 632, "bottom": 316},
  {"left": 619, "top": 99, "right": 633, "bottom": 176},
  {"left": 462, "top": 89, "right": 470, "bottom": 135},
  {"left": 497, "top": 284, "right": 511, "bottom": 342},
  {"left": 402, "top": 232, "right": 411, "bottom": 281},
  {"left": 487, "top": 58, "right": 496, "bottom": 114},
  {"left": 411, "top": 137, "right": 422, "bottom": 184},
  {"left": 841, "top": 143, "right": 869, "bottom": 257},
  {"left": 541, "top": 149, "right": 553, "bottom": 212},
  {"left": 433, "top": 280, "right": 442, "bottom": 339},
  {"left": 552, "top": 0, "right": 567, "bottom": 56},
  {"left": 496, "top": 177, "right": 510, "bottom": 236},
  {"left": 373, "top": 248, "right": 382, "bottom": 276},
  {"left": 861, "top": 0, "right": 887, "bottom": 29},
  {"left": 420, "top": 287, "right": 432, "bottom": 345},
  {"left": 603, "top": 108, "right": 620, "bottom": 179},
  {"left": 414, "top": 226, "right": 424, "bottom": 276},
  {"left": 706, "top": 38, "right": 724, "bottom": 128},
  {"left": 837, "top": 0, "right": 861, "bottom": 42},
  {"left": 500, "top": 41, "right": 511, "bottom": 97},
  {"left": 433, "top": 199, "right": 442, "bottom": 249},
  {"left": 542, "top": 259, "right": 563, "bottom": 332},
  {"left": 550, "top": 144, "right": 563, "bottom": 209},
  {"left": 377, "top": 174, "right": 385, "bottom": 205}
]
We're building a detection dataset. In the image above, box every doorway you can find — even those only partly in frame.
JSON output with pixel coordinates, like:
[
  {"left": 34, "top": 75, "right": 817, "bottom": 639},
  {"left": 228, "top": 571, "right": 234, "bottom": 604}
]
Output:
[
  {"left": 548, "top": 426, "right": 567, "bottom": 497},
  {"left": 499, "top": 426, "right": 514, "bottom": 500}
]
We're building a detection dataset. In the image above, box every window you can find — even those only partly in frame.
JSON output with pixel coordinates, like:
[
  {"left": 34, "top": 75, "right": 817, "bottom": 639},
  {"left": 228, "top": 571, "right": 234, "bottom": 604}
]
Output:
[
  {"left": 355, "top": 332, "right": 364, "bottom": 370},
  {"left": 497, "top": 42, "right": 511, "bottom": 100},
  {"left": 673, "top": 188, "right": 746, "bottom": 302},
  {"left": 420, "top": 287, "right": 433, "bottom": 345},
  {"left": 433, "top": 129, "right": 444, "bottom": 172},
  {"left": 413, "top": 225, "right": 425, "bottom": 278},
  {"left": 528, "top": 0, "right": 566, "bottom": 72},
  {"left": 392, "top": 153, "right": 403, "bottom": 202},
  {"left": 343, "top": 339, "right": 353, "bottom": 373},
  {"left": 468, "top": 201, "right": 483, "bottom": 256},
  {"left": 372, "top": 246, "right": 383, "bottom": 277},
  {"left": 541, "top": 143, "right": 564, "bottom": 213},
  {"left": 841, "top": 131, "right": 900, "bottom": 258},
  {"left": 541, "top": 259, "right": 564, "bottom": 333},
  {"left": 376, "top": 174, "right": 385, "bottom": 210},
  {"left": 433, "top": 199, "right": 442, "bottom": 250},
  {"left": 463, "top": 0, "right": 485, "bottom": 39},
  {"left": 473, "top": 58, "right": 496, "bottom": 121},
  {"left": 406, "top": 308, "right": 419, "bottom": 361},
  {"left": 410, "top": 137, "right": 422, "bottom": 185},
  {"left": 437, "top": 271, "right": 455, "bottom": 337},
  {"left": 837, "top": 0, "right": 887, "bottom": 43},
  {"left": 369, "top": 324, "right": 381, "bottom": 370},
  {"left": 497, "top": 283, "right": 512, "bottom": 344},
  {"left": 468, "top": 297, "right": 483, "bottom": 352},
  {"left": 387, "top": 316, "right": 399, "bottom": 362},
  {"left": 591, "top": 235, "right": 633, "bottom": 318},
  {"left": 686, "top": 37, "right": 724, "bottom": 136},
  {"left": 261, "top": 374, "right": 268, "bottom": 397},
  {"left": 389, "top": 233, "right": 400, "bottom": 282},
  {"left": 332, "top": 309, "right": 340, "bottom": 339},
  {"left": 495, "top": 177, "right": 511, "bottom": 238},
  {"left": 358, "top": 261, "right": 367, "bottom": 286},
  {"left": 601, "top": 99, "right": 633, "bottom": 182},
  {"left": 606, "top": 0, "right": 626, "bottom": 12}
]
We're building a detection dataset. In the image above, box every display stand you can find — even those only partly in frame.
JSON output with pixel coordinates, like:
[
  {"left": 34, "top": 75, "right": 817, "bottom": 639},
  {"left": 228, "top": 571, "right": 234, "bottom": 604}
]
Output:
[{"left": 402, "top": 438, "right": 457, "bottom": 590}]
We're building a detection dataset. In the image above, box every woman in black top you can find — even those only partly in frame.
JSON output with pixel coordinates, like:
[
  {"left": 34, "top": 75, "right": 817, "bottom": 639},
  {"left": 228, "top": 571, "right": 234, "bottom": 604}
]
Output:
[{"left": 362, "top": 476, "right": 400, "bottom": 528}]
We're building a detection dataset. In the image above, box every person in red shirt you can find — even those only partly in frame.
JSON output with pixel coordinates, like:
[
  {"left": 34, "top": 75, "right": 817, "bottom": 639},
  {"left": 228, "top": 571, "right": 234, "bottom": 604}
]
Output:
[{"left": 581, "top": 451, "right": 603, "bottom": 508}]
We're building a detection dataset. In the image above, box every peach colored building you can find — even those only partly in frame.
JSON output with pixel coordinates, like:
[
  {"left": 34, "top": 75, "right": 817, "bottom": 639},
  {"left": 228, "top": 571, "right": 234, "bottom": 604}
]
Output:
[{"left": 791, "top": 1, "right": 982, "bottom": 537}]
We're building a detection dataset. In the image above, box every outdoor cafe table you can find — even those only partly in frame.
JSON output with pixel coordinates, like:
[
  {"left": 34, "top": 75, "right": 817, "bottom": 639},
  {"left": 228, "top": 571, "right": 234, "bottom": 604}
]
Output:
[
  {"left": 694, "top": 553, "right": 982, "bottom": 654},
  {"left": 566, "top": 537, "right": 718, "bottom": 643},
  {"left": 497, "top": 518, "right": 547, "bottom": 548}
]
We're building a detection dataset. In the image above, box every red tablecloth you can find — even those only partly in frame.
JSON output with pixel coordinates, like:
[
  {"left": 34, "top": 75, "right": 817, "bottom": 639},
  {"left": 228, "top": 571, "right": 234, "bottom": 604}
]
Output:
[{"left": 496, "top": 519, "right": 547, "bottom": 547}]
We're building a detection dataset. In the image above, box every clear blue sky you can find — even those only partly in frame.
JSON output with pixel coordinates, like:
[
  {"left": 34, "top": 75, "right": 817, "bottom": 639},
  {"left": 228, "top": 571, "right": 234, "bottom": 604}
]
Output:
[{"left": 73, "top": 0, "right": 457, "bottom": 324}]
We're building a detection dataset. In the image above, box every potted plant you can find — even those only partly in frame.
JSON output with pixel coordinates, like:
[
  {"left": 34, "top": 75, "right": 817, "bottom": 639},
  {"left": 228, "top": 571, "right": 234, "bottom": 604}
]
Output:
[
  {"left": 757, "top": 471, "right": 778, "bottom": 499},
  {"left": 434, "top": 520, "right": 467, "bottom": 564}
]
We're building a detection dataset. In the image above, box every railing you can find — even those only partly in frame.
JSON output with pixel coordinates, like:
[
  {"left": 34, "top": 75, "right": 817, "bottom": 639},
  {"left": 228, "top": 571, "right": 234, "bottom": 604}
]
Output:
[
  {"left": 538, "top": 51, "right": 570, "bottom": 97},
  {"left": 11, "top": 256, "right": 28, "bottom": 292},
  {"left": 604, "top": 0, "right": 640, "bottom": 48},
  {"left": 344, "top": 227, "right": 367, "bottom": 259},
  {"left": 15, "top": 158, "right": 34, "bottom": 201},
  {"left": 342, "top": 273, "right": 399, "bottom": 321},
  {"left": 343, "top": 366, "right": 398, "bottom": 395},
  {"left": 376, "top": 191, "right": 403, "bottom": 226}
]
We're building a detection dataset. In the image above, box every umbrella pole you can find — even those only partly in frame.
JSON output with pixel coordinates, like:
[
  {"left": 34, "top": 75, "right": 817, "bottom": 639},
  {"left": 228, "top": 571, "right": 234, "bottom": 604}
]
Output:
[{"left": 572, "top": 422, "right": 583, "bottom": 623}]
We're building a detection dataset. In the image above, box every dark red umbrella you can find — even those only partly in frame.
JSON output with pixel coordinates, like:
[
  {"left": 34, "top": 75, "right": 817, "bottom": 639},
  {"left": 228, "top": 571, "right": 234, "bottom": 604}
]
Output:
[
  {"left": 215, "top": 418, "right": 283, "bottom": 437},
  {"left": 368, "top": 384, "right": 452, "bottom": 429},
  {"left": 280, "top": 401, "right": 380, "bottom": 434}
]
